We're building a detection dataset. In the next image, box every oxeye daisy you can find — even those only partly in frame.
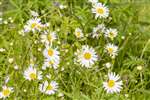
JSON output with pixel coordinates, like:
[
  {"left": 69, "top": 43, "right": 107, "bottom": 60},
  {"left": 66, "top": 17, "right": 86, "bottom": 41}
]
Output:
[
  {"left": 74, "top": 28, "right": 84, "bottom": 38},
  {"left": 91, "top": 24, "right": 106, "bottom": 38},
  {"left": 105, "top": 43, "right": 118, "bottom": 58},
  {"left": 43, "top": 45, "right": 60, "bottom": 61},
  {"left": 103, "top": 72, "right": 123, "bottom": 93},
  {"left": 105, "top": 28, "right": 118, "bottom": 40},
  {"left": 0, "top": 86, "right": 13, "bottom": 99},
  {"left": 24, "top": 66, "right": 42, "bottom": 81},
  {"left": 42, "top": 58, "right": 60, "bottom": 70},
  {"left": 24, "top": 18, "right": 43, "bottom": 33},
  {"left": 41, "top": 31, "right": 57, "bottom": 44},
  {"left": 39, "top": 80, "right": 58, "bottom": 95},
  {"left": 75, "top": 45, "right": 98, "bottom": 68},
  {"left": 92, "top": 3, "right": 109, "bottom": 19}
]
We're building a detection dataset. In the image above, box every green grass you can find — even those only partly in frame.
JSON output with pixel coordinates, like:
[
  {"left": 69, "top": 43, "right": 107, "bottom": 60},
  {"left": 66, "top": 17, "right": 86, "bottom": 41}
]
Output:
[{"left": 1, "top": 0, "right": 150, "bottom": 100}]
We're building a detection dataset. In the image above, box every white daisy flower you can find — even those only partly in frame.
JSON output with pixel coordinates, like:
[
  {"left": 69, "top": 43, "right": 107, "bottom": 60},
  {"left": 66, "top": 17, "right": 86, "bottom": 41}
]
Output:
[
  {"left": 39, "top": 80, "right": 58, "bottom": 95},
  {"left": 41, "top": 31, "right": 57, "bottom": 44},
  {"left": 43, "top": 46, "right": 60, "bottom": 61},
  {"left": 0, "top": 48, "right": 5, "bottom": 52},
  {"left": 0, "top": 86, "right": 13, "bottom": 99},
  {"left": 74, "top": 28, "right": 84, "bottom": 38},
  {"left": 92, "top": 3, "right": 109, "bottom": 19},
  {"left": 24, "top": 66, "right": 42, "bottom": 81},
  {"left": 42, "top": 58, "right": 59, "bottom": 70},
  {"left": 103, "top": 72, "right": 123, "bottom": 93},
  {"left": 105, "top": 28, "right": 118, "bottom": 40},
  {"left": 105, "top": 43, "right": 118, "bottom": 58},
  {"left": 24, "top": 18, "right": 43, "bottom": 33},
  {"left": 91, "top": 24, "right": 106, "bottom": 38},
  {"left": 75, "top": 45, "right": 98, "bottom": 68}
]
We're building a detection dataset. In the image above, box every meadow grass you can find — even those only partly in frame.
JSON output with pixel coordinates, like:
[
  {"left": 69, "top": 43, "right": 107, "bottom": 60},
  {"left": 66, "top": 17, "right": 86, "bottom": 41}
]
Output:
[{"left": 0, "top": 0, "right": 150, "bottom": 100}]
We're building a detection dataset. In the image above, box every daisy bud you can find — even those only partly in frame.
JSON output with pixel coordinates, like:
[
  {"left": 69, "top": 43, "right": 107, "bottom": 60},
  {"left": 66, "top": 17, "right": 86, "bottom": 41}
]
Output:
[
  {"left": 121, "top": 36, "right": 125, "bottom": 40},
  {"left": 61, "top": 67, "right": 64, "bottom": 71},
  {"left": 10, "top": 20, "right": 14, "bottom": 23},
  {"left": 14, "top": 65, "right": 19, "bottom": 70},
  {"left": 56, "top": 28, "right": 60, "bottom": 32},
  {"left": 125, "top": 94, "right": 129, "bottom": 98},
  {"left": 34, "top": 40, "right": 38, "bottom": 44},
  {"left": 4, "top": 20, "right": 8, "bottom": 24},
  {"left": 105, "top": 62, "right": 111, "bottom": 69},
  {"left": 18, "top": 30, "right": 25, "bottom": 36},
  {"left": 8, "top": 58, "right": 14, "bottom": 64},
  {"left": 24, "top": 89, "right": 27, "bottom": 92},
  {"left": 57, "top": 41, "right": 61, "bottom": 45},
  {"left": 137, "top": 65, "right": 143, "bottom": 71},
  {"left": 30, "top": 11, "right": 39, "bottom": 17},
  {"left": 46, "top": 74, "right": 51, "bottom": 79},
  {"left": 10, "top": 42, "right": 13, "bottom": 46},
  {"left": 66, "top": 62, "right": 70, "bottom": 65},
  {"left": 8, "top": 17, "right": 12, "bottom": 20},
  {"left": 38, "top": 48, "right": 42, "bottom": 51},
  {"left": 58, "top": 92, "right": 64, "bottom": 97},
  {"left": 65, "top": 49, "right": 68, "bottom": 53},
  {"left": 0, "top": 48, "right": 6, "bottom": 52},
  {"left": 129, "top": 33, "right": 132, "bottom": 35}
]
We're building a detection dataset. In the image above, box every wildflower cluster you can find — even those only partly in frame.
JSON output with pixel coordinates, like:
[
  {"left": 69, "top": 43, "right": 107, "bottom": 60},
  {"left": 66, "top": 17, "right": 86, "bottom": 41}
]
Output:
[{"left": 3, "top": 0, "right": 147, "bottom": 99}]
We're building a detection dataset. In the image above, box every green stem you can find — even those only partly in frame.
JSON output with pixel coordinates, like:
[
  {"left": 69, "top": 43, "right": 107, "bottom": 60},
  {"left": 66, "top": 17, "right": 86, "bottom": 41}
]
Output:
[{"left": 140, "top": 39, "right": 150, "bottom": 59}]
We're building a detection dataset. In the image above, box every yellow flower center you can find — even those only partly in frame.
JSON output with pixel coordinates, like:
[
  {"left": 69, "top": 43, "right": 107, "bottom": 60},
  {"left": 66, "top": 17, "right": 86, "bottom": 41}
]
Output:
[
  {"left": 47, "top": 34, "right": 52, "bottom": 41},
  {"left": 108, "top": 48, "right": 113, "bottom": 54},
  {"left": 76, "top": 32, "right": 81, "bottom": 37},
  {"left": 48, "top": 49, "right": 54, "bottom": 56},
  {"left": 84, "top": 52, "right": 91, "bottom": 60},
  {"left": 96, "top": 8, "right": 104, "bottom": 14},
  {"left": 31, "top": 23, "right": 37, "bottom": 28},
  {"left": 108, "top": 80, "right": 115, "bottom": 88},
  {"left": 2, "top": 89, "right": 10, "bottom": 96},
  {"left": 109, "top": 32, "right": 115, "bottom": 38},
  {"left": 46, "top": 84, "right": 53, "bottom": 90},
  {"left": 29, "top": 73, "right": 37, "bottom": 80}
]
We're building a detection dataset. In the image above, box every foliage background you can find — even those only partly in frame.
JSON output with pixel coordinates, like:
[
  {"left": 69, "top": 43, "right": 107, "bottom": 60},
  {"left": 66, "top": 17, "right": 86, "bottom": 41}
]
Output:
[{"left": 1, "top": 0, "right": 150, "bottom": 99}]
